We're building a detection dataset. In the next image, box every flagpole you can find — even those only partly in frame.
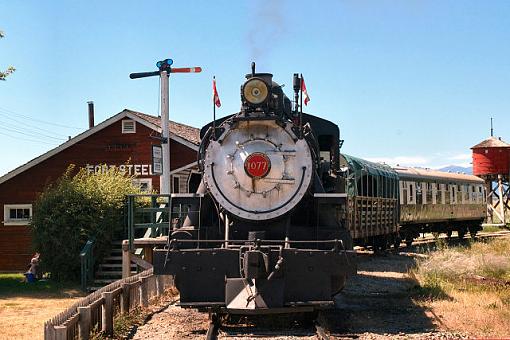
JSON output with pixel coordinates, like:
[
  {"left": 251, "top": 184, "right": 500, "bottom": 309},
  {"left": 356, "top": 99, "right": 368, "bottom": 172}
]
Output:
[
  {"left": 299, "top": 73, "right": 303, "bottom": 139},
  {"left": 213, "top": 76, "right": 216, "bottom": 140}
]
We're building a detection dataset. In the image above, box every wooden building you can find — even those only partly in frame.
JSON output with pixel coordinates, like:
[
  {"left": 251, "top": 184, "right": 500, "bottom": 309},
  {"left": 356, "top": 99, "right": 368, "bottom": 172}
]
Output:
[{"left": 0, "top": 109, "right": 200, "bottom": 271}]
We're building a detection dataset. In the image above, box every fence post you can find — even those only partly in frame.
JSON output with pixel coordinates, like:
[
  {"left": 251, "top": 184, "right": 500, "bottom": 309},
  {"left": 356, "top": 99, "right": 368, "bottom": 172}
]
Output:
[
  {"left": 156, "top": 275, "right": 164, "bottom": 296},
  {"left": 44, "top": 322, "right": 55, "bottom": 340},
  {"left": 120, "top": 282, "right": 130, "bottom": 314},
  {"left": 54, "top": 326, "right": 67, "bottom": 340},
  {"left": 101, "top": 291, "right": 114, "bottom": 336},
  {"left": 122, "top": 240, "right": 131, "bottom": 278},
  {"left": 140, "top": 276, "right": 149, "bottom": 307},
  {"left": 78, "top": 306, "right": 92, "bottom": 340}
]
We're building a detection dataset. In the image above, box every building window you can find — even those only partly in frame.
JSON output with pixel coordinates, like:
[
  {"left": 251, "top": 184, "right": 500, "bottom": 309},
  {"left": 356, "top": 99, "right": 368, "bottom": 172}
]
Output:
[
  {"left": 122, "top": 119, "right": 136, "bottom": 134},
  {"left": 132, "top": 178, "right": 152, "bottom": 193},
  {"left": 4, "top": 204, "right": 32, "bottom": 226},
  {"left": 173, "top": 177, "right": 180, "bottom": 193}
]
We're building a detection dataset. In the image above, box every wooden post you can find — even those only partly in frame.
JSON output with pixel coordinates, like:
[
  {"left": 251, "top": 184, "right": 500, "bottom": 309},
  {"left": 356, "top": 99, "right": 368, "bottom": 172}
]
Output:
[
  {"left": 120, "top": 283, "right": 130, "bottom": 314},
  {"left": 101, "top": 292, "right": 114, "bottom": 336},
  {"left": 54, "top": 326, "right": 67, "bottom": 340},
  {"left": 140, "top": 276, "right": 149, "bottom": 307},
  {"left": 78, "top": 306, "right": 92, "bottom": 340},
  {"left": 156, "top": 275, "right": 164, "bottom": 296},
  {"left": 144, "top": 245, "right": 154, "bottom": 264},
  {"left": 44, "top": 322, "right": 55, "bottom": 340},
  {"left": 122, "top": 240, "right": 131, "bottom": 278}
]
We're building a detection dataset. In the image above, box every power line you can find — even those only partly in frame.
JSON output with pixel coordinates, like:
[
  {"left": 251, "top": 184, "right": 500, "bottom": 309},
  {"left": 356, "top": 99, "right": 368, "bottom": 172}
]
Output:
[
  {"left": 0, "top": 130, "right": 61, "bottom": 146},
  {"left": 0, "top": 110, "right": 72, "bottom": 137},
  {"left": 2, "top": 125, "right": 67, "bottom": 142},
  {"left": 0, "top": 118, "right": 69, "bottom": 141},
  {"left": 0, "top": 106, "right": 86, "bottom": 130}
]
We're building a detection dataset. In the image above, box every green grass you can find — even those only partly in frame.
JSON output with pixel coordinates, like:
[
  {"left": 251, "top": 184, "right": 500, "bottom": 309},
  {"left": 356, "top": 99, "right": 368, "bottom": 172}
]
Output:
[
  {"left": 482, "top": 224, "right": 509, "bottom": 233},
  {"left": 0, "top": 273, "right": 80, "bottom": 298}
]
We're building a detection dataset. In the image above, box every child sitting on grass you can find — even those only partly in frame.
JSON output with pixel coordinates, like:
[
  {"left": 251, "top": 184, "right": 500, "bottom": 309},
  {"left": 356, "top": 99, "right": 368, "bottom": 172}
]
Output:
[{"left": 24, "top": 253, "right": 40, "bottom": 283}]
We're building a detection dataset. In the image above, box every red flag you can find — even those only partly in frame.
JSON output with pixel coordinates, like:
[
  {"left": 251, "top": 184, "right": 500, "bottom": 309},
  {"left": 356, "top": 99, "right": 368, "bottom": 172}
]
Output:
[
  {"left": 301, "top": 76, "right": 310, "bottom": 106},
  {"left": 213, "top": 77, "right": 221, "bottom": 108}
]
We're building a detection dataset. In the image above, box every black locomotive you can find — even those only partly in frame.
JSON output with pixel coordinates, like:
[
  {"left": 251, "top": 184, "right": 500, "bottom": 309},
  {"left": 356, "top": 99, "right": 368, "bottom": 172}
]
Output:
[{"left": 153, "top": 65, "right": 356, "bottom": 315}]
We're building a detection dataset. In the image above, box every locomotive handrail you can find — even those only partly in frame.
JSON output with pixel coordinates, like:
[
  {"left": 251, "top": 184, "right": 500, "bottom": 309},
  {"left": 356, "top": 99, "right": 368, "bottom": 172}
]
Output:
[{"left": 166, "top": 238, "right": 352, "bottom": 251}]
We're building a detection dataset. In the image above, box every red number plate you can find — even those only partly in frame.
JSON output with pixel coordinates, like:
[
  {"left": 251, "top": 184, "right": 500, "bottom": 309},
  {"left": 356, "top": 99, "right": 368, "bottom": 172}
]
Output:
[{"left": 244, "top": 152, "right": 271, "bottom": 178}]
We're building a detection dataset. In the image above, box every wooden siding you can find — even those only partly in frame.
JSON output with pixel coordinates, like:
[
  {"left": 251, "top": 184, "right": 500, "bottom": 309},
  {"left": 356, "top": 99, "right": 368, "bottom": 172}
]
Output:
[{"left": 0, "top": 118, "right": 197, "bottom": 271}]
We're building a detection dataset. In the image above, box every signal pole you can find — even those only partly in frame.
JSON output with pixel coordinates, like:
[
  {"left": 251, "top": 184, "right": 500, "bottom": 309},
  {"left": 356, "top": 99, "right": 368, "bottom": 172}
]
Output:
[
  {"left": 160, "top": 70, "right": 170, "bottom": 194},
  {"left": 130, "top": 59, "right": 202, "bottom": 194}
]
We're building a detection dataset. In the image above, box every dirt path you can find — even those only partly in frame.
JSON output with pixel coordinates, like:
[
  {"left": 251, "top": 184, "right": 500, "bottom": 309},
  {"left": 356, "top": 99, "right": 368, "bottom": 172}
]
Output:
[
  {"left": 330, "top": 252, "right": 464, "bottom": 339},
  {"left": 130, "top": 249, "right": 471, "bottom": 339}
]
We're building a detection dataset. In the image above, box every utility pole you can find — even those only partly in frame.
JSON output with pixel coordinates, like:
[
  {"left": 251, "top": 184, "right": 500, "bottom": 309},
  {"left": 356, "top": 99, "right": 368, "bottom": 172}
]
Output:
[{"left": 130, "top": 59, "right": 201, "bottom": 194}]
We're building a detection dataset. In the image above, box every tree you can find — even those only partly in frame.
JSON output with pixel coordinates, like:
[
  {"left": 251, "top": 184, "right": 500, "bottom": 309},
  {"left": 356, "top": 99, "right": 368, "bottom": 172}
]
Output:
[
  {"left": 0, "top": 30, "right": 15, "bottom": 81},
  {"left": 30, "top": 165, "right": 142, "bottom": 281}
]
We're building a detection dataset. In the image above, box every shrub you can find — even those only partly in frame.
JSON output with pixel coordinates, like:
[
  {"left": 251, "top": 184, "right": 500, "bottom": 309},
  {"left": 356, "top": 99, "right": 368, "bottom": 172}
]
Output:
[{"left": 30, "top": 165, "right": 142, "bottom": 282}]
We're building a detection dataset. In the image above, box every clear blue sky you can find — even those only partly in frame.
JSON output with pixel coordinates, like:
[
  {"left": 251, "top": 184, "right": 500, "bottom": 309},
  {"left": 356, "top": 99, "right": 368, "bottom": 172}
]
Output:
[{"left": 1, "top": 1, "right": 509, "bottom": 176}]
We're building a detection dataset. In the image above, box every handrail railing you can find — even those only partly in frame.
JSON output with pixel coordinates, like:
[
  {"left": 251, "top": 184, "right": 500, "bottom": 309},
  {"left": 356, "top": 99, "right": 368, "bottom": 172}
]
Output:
[
  {"left": 80, "top": 240, "right": 95, "bottom": 291},
  {"left": 126, "top": 193, "right": 203, "bottom": 250}
]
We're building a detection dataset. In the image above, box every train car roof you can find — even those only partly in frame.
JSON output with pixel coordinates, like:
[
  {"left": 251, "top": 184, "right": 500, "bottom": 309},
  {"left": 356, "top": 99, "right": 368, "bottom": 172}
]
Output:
[
  {"left": 341, "top": 154, "right": 399, "bottom": 179},
  {"left": 393, "top": 166, "right": 484, "bottom": 184}
]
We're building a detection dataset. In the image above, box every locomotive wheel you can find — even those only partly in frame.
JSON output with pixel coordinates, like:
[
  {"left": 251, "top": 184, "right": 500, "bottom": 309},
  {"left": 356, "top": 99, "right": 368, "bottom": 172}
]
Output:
[
  {"left": 405, "top": 236, "right": 413, "bottom": 248},
  {"left": 457, "top": 229, "right": 466, "bottom": 240},
  {"left": 393, "top": 235, "right": 402, "bottom": 251},
  {"left": 374, "top": 236, "right": 388, "bottom": 254},
  {"left": 469, "top": 227, "right": 478, "bottom": 239}
]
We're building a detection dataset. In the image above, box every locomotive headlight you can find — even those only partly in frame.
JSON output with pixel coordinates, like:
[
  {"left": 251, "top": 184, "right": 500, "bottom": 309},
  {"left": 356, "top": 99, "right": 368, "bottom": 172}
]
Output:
[{"left": 243, "top": 78, "right": 269, "bottom": 105}]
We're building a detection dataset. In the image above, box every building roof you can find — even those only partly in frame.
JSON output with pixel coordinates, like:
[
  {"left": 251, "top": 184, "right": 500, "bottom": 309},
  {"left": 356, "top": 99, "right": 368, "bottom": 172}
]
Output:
[
  {"left": 471, "top": 136, "right": 510, "bottom": 149},
  {"left": 0, "top": 109, "right": 200, "bottom": 185},
  {"left": 127, "top": 109, "right": 200, "bottom": 145}
]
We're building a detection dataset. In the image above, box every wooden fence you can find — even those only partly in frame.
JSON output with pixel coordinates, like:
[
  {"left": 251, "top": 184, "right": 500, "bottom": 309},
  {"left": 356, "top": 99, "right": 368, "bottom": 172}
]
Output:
[{"left": 44, "top": 268, "right": 173, "bottom": 340}]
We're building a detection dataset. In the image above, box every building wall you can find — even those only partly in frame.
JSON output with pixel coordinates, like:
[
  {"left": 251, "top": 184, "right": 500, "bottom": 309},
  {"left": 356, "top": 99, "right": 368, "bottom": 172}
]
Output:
[{"left": 0, "top": 117, "right": 197, "bottom": 271}]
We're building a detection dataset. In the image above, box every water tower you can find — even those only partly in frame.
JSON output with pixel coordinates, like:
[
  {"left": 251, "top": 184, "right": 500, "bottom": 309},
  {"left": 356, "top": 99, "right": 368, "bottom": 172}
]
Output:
[{"left": 471, "top": 132, "right": 510, "bottom": 226}]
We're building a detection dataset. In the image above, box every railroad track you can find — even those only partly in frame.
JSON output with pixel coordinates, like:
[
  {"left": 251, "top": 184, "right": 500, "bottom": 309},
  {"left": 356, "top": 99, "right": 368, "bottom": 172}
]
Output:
[
  {"left": 205, "top": 311, "right": 333, "bottom": 340},
  {"left": 354, "top": 230, "right": 510, "bottom": 254}
]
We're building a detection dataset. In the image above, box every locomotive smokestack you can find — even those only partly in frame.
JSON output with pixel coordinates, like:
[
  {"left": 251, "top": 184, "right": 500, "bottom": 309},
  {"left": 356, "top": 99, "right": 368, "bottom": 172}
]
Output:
[
  {"left": 293, "top": 74, "right": 300, "bottom": 113},
  {"left": 87, "top": 101, "right": 95, "bottom": 129},
  {"left": 251, "top": 62, "right": 256, "bottom": 77}
]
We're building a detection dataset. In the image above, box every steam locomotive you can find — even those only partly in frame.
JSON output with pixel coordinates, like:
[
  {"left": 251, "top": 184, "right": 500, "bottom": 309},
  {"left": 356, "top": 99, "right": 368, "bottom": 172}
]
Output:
[{"left": 154, "top": 65, "right": 356, "bottom": 315}]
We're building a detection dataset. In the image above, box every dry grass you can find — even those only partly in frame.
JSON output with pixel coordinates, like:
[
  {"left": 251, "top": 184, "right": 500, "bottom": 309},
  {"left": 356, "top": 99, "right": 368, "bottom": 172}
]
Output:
[
  {"left": 0, "top": 274, "right": 84, "bottom": 340},
  {"left": 412, "top": 238, "right": 510, "bottom": 338},
  {"left": 417, "top": 238, "right": 510, "bottom": 282}
]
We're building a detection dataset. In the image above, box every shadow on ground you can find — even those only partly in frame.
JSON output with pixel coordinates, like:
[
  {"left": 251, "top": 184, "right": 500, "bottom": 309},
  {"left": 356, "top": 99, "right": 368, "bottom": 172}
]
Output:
[{"left": 329, "top": 251, "right": 439, "bottom": 336}]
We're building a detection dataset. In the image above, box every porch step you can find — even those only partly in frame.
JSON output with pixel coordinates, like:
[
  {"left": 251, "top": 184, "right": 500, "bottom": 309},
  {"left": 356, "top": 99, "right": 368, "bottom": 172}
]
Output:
[
  {"left": 98, "top": 263, "right": 135, "bottom": 268},
  {"left": 95, "top": 270, "right": 137, "bottom": 277},
  {"left": 86, "top": 241, "right": 135, "bottom": 291}
]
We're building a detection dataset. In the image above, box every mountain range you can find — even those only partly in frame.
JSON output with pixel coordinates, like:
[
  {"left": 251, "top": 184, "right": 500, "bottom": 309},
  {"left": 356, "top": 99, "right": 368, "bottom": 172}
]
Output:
[{"left": 437, "top": 165, "right": 472, "bottom": 174}]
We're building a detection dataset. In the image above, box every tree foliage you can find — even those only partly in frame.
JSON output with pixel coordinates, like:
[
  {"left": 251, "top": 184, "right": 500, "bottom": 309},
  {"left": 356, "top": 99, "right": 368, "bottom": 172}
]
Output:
[
  {"left": 30, "top": 165, "right": 142, "bottom": 281},
  {"left": 0, "top": 30, "right": 15, "bottom": 81}
]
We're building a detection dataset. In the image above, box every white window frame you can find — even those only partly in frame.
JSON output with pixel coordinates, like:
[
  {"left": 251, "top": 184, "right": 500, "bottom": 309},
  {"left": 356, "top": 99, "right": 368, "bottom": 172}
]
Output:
[
  {"left": 439, "top": 183, "right": 446, "bottom": 204},
  {"left": 432, "top": 183, "right": 437, "bottom": 204},
  {"left": 3, "top": 204, "right": 32, "bottom": 226},
  {"left": 408, "top": 182, "right": 416, "bottom": 205},
  {"left": 122, "top": 119, "right": 136, "bottom": 134},
  {"left": 132, "top": 178, "right": 152, "bottom": 193}
]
